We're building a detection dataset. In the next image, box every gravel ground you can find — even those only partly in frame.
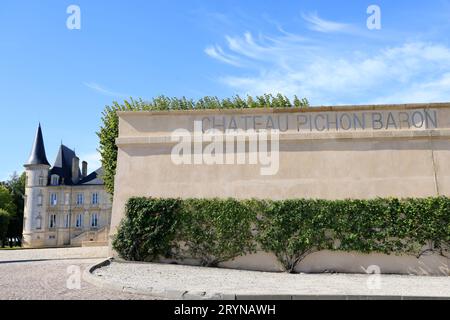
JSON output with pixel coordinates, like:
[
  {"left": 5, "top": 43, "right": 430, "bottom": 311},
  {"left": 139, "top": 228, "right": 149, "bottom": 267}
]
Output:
[
  {"left": 0, "top": 248, "right": 159, "bottom": 300},
  {"left": 93, "top": 261, "right": 450, "bottom": 298}
]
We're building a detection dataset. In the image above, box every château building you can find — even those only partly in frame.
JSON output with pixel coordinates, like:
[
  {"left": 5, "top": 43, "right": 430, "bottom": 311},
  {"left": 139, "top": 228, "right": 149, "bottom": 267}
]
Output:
[{"left": 22, "top": 124, "right": 111, "bottom": 248}]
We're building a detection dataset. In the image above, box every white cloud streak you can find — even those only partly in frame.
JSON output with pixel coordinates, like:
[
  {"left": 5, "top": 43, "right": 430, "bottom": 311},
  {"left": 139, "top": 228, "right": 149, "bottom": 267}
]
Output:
[
  {"left": 206, "top": 28, "right": 450, "bottom": 105},
  {"left": 205, "top": 46, "right": 243, "bottom": 67},
  {"left": 302, "top": 12, "right": 354, "bottom": 33},
  {"left": 83, "top": 82, "right": 129, "bottom": 98}
]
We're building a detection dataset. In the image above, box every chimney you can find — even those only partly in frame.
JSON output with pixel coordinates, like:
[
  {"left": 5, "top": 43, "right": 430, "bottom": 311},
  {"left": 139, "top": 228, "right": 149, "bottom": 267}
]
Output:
[
  {"left": 72, "top": 156, "right": 80, "bottom": 184},
  {"left": 82, "top": 161, "right": 88, "bottom": 178}
]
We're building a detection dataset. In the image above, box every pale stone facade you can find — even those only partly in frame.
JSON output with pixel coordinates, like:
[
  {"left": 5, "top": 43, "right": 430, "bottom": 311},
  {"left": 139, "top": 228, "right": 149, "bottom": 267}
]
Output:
[
  {"left": 109, "top": 103, "right": 450, "bottom": 275},
  {"left": 23, "top": 125, "right": 111, "bottom": 248}
]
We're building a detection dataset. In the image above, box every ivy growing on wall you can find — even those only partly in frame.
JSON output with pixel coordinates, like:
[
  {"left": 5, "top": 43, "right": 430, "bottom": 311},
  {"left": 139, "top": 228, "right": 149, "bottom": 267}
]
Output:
[
  {"left": 112, "top": 198, "right": 182, "bottom": 261},
  {"left": 256, "top": 199, "right": 333, "bottom": 273},
  {"left": 97, "top": 94, "right": 309, "bottom": 195},
  {"left": 179, "top": 199, "right": 257, "bottom": 267},
  {"left": 113, "top": 197, "right": 450, "bottom": 273}
]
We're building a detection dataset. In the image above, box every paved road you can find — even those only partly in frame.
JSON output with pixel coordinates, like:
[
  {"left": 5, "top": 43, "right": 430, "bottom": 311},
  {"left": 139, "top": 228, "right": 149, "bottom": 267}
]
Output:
[{"left": 0, "top": 248, "right": 157, "bottom": 300}]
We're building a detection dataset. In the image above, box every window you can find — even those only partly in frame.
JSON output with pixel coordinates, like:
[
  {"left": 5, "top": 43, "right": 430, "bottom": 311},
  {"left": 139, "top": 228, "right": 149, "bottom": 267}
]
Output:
[
  {"left": 90, "top": 213, "right": 99, "bottom": 228},
  {"left": 64, "top": 193, "right": 70, "bottom": 205},
  {"left": 76, "top": 193, "right": 84, "bottom": 206},
  {"left": 50, "top": 193, "right": 57, "bottom": 206},
  {"left": 37, "top": 193, "right": 43, "bottom": 206},
  {"left": 49, "top": 214, "right": 56, "bottom": 229},
  {"left": 75, "top": 214, "right": 83, "bottom": 228},
  {"left": 64, "top": 214, "right": 69, "bottom": 228},
  {"left": 51, "top": 175, "right": 59, "bottom": 186},
  {"left": 38, "top": 176, "right": 45, "bottom": 186},
  {"left": 92, "top": 193, "right": 99, "bottom": 205},
  {"left": 36, "top": 215, "right": 42, "bottom": 230}
]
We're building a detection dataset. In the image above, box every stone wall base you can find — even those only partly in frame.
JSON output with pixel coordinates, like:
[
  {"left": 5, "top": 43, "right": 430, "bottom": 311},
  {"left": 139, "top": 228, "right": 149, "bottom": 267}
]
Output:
[{"left": 157, "top": 250, "right": 450, "bottom": 276}]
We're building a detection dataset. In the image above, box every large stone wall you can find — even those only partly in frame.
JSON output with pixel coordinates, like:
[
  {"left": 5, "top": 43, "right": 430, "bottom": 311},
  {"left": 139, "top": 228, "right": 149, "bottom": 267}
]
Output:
[{"left": 109, "top": 103, "right": 450, "bottom": 275}]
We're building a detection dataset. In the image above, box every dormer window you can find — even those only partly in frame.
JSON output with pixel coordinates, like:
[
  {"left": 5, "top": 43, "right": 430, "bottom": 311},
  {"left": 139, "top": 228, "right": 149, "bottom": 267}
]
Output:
[{"left": 51, "top": 175, "right": 59, "bottom": 186}]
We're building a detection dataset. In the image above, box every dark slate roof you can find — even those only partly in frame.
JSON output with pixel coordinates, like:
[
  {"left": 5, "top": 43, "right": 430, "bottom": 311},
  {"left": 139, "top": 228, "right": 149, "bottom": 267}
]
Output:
[
  {"left": 78, "top": 167, "right": 105, "bottom": 185},
  {"left": 26, "top": 124, "right": 50, "bottom": 166},
  {"left": 49, "top": 145, "right": 81, "bottom": 186},
  {"left": 49, "top": 144, "right": 104, "bottom": 186},
  {"left": 27, "top": 124, "right": 104, "bottom": 187}
]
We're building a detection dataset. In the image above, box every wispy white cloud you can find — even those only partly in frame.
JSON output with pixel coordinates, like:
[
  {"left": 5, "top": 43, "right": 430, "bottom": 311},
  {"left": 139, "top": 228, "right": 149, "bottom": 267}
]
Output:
[
  {"left": 205, "top": 45, "right": 243, "bottom": 67},
  {"left": 79, "top": 151, "right": 102, "bottom": 171},
  {"left": 206, "top": 27, "right": 450, "bottom": 105},
  {"left": 206, "top": 31, "right": 318, "bottom": 71},
  {"left": 83, "top": 82, "right": 129, "bottom": 98},
  {"left": 301, "top": 12, "right": 354, "bottom": 33}
]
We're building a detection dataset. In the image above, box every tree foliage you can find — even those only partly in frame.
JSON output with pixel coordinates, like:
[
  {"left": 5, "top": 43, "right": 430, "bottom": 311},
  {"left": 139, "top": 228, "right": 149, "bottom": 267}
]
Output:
[
  {"left": 3, "top": 172, "right": 25, "bottom": 240},
  {"left": 0, "top": 209, "right": 11, "bottom": 247},
  {"left": 0, "top": 185, "right": 15, "bottom": 215}
]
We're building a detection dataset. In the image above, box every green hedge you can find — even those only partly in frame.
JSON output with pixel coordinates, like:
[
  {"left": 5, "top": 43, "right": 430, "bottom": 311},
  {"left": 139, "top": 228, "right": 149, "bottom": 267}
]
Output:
[
  {"left": 98, "top": 94, "right": 309, "bottom": 195},
  {"left": 257, "top": 199, "right": 333, "bottom": 273},
  {"left": 113, "top": 197, "right": 450, "bottom": 273},
  {"left": 112, "top": 198, "right": 182, "bottom": 261},
  {"left": 179, "top": 199, "right": 257, "bottom": 267}
]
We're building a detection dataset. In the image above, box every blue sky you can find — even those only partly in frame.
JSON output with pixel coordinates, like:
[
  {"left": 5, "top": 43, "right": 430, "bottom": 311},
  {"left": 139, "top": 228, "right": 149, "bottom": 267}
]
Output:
[{"left": 1, "top": 0, "right": 450, "bottom": 180}]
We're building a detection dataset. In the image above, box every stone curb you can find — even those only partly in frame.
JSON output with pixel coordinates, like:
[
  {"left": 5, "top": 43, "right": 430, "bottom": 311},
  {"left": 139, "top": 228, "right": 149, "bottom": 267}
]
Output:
[
  {"left": 82, "top": 259, "right": 235, "bottom": 300},
  {"left": 83, "top": 259, "right": 450, "bottom": 301}
]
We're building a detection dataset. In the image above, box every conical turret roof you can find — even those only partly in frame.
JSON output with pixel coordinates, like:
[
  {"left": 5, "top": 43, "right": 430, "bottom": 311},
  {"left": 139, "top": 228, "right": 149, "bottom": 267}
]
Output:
[{"left": 26, "top": 123, "right": 50, "bottom": 166}]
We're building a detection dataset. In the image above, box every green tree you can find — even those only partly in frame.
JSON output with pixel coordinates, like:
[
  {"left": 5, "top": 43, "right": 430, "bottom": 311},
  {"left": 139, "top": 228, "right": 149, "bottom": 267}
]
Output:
[
  {"left": 0, "top": 209, "right": 11, "bottom": 247},
  {"left": 0, "top": 185, "right": 15, "bottom": 214},
  {"left": 4, "top": 172, "right": 25, "bottom": 240}
]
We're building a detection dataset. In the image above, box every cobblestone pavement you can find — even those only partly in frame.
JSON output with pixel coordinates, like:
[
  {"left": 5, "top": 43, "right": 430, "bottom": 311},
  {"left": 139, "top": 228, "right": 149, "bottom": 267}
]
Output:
[
  {"left": 93, "top": 261, "right": 450, "bottom": 299},
  {"left": 0, "top": 246, "right": 109, "bottom": 262},
  {"left": 0, "top": 248, "right": 158, "bottom": 300}
]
